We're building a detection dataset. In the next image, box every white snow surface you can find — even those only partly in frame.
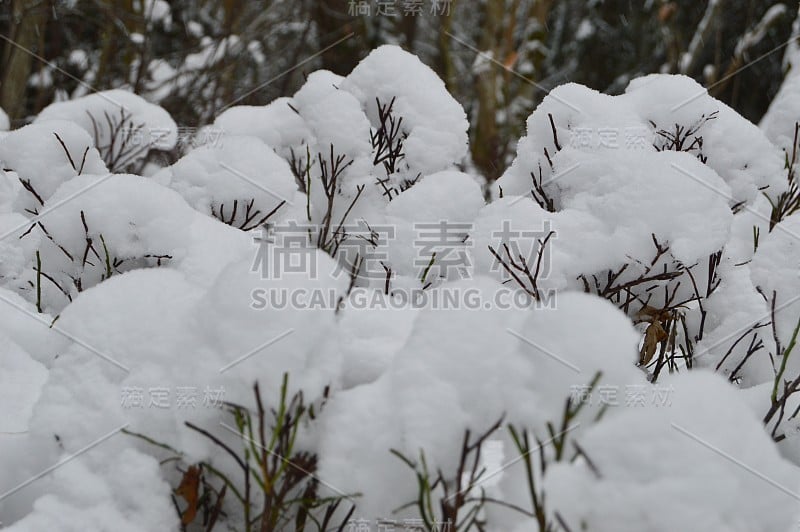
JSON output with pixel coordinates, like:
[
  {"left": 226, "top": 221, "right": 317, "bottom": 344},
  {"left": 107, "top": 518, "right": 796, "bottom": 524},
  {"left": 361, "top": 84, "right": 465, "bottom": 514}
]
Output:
[
  {"left": 35, "top": 90, "right": 178, "bottom": 166},
  {"left": 541, "top": 371, "right": 800, "bottom": 532},
  {"left": 2, "top": 51, "right": 800, "bottom": 532}
]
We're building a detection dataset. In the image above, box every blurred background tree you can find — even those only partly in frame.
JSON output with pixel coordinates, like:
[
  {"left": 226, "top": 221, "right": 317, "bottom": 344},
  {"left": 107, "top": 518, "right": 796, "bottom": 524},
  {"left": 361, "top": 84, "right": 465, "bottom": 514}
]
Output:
[{"left": 1, "top": 0, "right": 798, "bottom": 179}]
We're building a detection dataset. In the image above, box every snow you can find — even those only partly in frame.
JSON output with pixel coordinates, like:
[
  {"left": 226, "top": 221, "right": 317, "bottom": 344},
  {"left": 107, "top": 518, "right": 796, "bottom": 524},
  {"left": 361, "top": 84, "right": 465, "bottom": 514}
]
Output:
[
  {"left": 761, "top": 71, "right": 800, "bottom": 152},
  {"left": 34, "top": 90, "right": 178, "bottom": 167},
  {"left": 0, "top": 334, "right": 47, "bottom": 434},
  {"left": 68, "top": 49, "right": 88, "bottom": 68},
  {"left": 5, "top": 449, "right": 177, "bottom": 532},
  {"left": 541, "top": 371, "right": 800, "bottom": 532},
  {"left": 2, "top": 47, "right": 800, "bottom": 532},
  {"left": 332, "top": 304, "right": 418, "bottom": 389},
  {"left": 11, "top": 173, "right": 252, "bottom": 312},
  {"left": 623, "top": 75, "right": 786, "bottom": 206},
  {"left": 694, "top": 260, "right": 774, "bottom": 387},
  {"left": 575, "top": 19, "right": 594, "bottom": 40},
  {"left": 734, "top": 4, "right": 787, "bottom": 57},
  {"left": 212, "top": 97, "right": 312, "bottom": 161},
  {"left": 317, "top": 277, "right": 533, "bottom": 522},
  {"left": 383, "top": 170, "right": 484, "bottom": 279},
  {"left": 494, "top": 81, "right": 650, "bottom": 199},
  {"left": 341, "top": 45, "right": 470, "bottom": 176},
  {"left": 547, "top": 148, "right": 732, "bottom": 265},
  {"left": 496, "top": 75, "right": 786, "bottom": 207},
  {"left": 0, "top": 120, "right": 107, "bottom": 214},
  {"left": 294, "top": 70, "right": 372, "bottom": 162},
  {"left": 185, "top": 20, "right": 203, "bottom": 38},
  {"left": 1, "top": 249, "right": 343, "bottom": 529},
  {"left": 0, "top": 287, "right": 59, "bottom": 365},
  {"left": 750, "top": 213, "right": 800, "bottom": 373},
  {"left": 143, "top": 59, "right": 177, "bottom": 104},
  {"left": 182, "top": 35, "right": 241, "bottom": 71},
  {"left": 476, "top": 150, "right": 733, "bottom": 310},
  {"left": 0, "top": 107, "right": 9, "bottom": 131},
  {"left": 143, "top": 0, "right": 171, "bottom": 27},
  {"left": 514, "top": 292, "right": 646, "bottom": 424},
  {"left": 158, "top": 134, "right": 298, "bottom": 229}
]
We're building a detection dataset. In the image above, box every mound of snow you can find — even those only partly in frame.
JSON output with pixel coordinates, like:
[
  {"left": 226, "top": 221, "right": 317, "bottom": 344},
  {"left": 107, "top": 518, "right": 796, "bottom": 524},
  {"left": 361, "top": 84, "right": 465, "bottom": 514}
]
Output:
[
  {"left": 623, "top": 74, "right": 786, "bottom": 206},
  {"left": 341, "top": 45, "right": 470, "bottom": 176},
  {"left": 18, "top": 174, "right": 251, "bottom": 312},
  {"left": 0, "top": 334, "right": 47, "bottom": 434},
  {"left": 761, "top": 69, "right": 800, "bottom": 152},
  {"left": 0, "top": 120, "right": 107, "bottom": 213},
  {"left": 496, "top": 75, "right": 785, "bottom": 207},
  {"left": 382, "top": 170, "right": 485, "bottom": 280},
  {"left": 211, "top": 97, "right": 312, "bottom": 161},
  {"left": 35, "top": 90, "right": 178, "bottom": 169},
  {"left": 541, "top": 371, "right": 800, "bottom": 532},
  {"left": 160, "top": 135, "right": 297, "bottom": 230}
]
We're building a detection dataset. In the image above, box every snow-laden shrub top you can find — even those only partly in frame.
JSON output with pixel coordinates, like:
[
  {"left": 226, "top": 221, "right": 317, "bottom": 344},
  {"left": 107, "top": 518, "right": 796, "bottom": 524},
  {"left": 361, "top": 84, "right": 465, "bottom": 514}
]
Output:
[
  {"left": 761, "top": 67, "right": 800, "bottom": 152},
  {"left": 1, "top": 46, "right": 800, "bottom": 532},
  {"left": 35, "top": 89, "right": 178, "bottom": 171},
  {"left": 0, "top": 120, "right": 107, "bottom": 213},
  {"left": 211, "top": 97, "right": 313, "bottom": 160},
  {"left": 340, "top": 45, "right": 470, "bottom": 176},
  {"left": 496, "top": 75, "right": 786, "bottom": 206},
  {"left": 157, "top": 135, "right": 298, "bottom": 231}
]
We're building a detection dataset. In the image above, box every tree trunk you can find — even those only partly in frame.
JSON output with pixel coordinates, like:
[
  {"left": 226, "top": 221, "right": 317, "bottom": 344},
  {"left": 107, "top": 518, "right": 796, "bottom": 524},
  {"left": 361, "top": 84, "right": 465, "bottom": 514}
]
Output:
[
  {"left": 1, "top": 0, "right": 50, "bottom": 121},
  {"left": 472, "top": 0, "right": 504, "bottom": 180}
]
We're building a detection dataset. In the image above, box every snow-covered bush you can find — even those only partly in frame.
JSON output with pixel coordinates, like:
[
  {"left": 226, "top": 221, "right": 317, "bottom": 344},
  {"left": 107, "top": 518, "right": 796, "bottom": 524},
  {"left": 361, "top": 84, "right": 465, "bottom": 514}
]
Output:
[
  {"left": 156, "top": 135, "right": 297, "bottom": 231},
  {"left": 2, "top": 45, "right": 800, "bottom": 532},
  {"left": 541, "top": 372, "right": 798, "bottom": 532},
  {"left": 35, "top": 90, "right": 178, "bottom": 172},
  {"left": 203, "top": 46, "right": 471, "bottom": 283},
  {"left": 0, "top": 120, "right": 107, "bottom": 214}
]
